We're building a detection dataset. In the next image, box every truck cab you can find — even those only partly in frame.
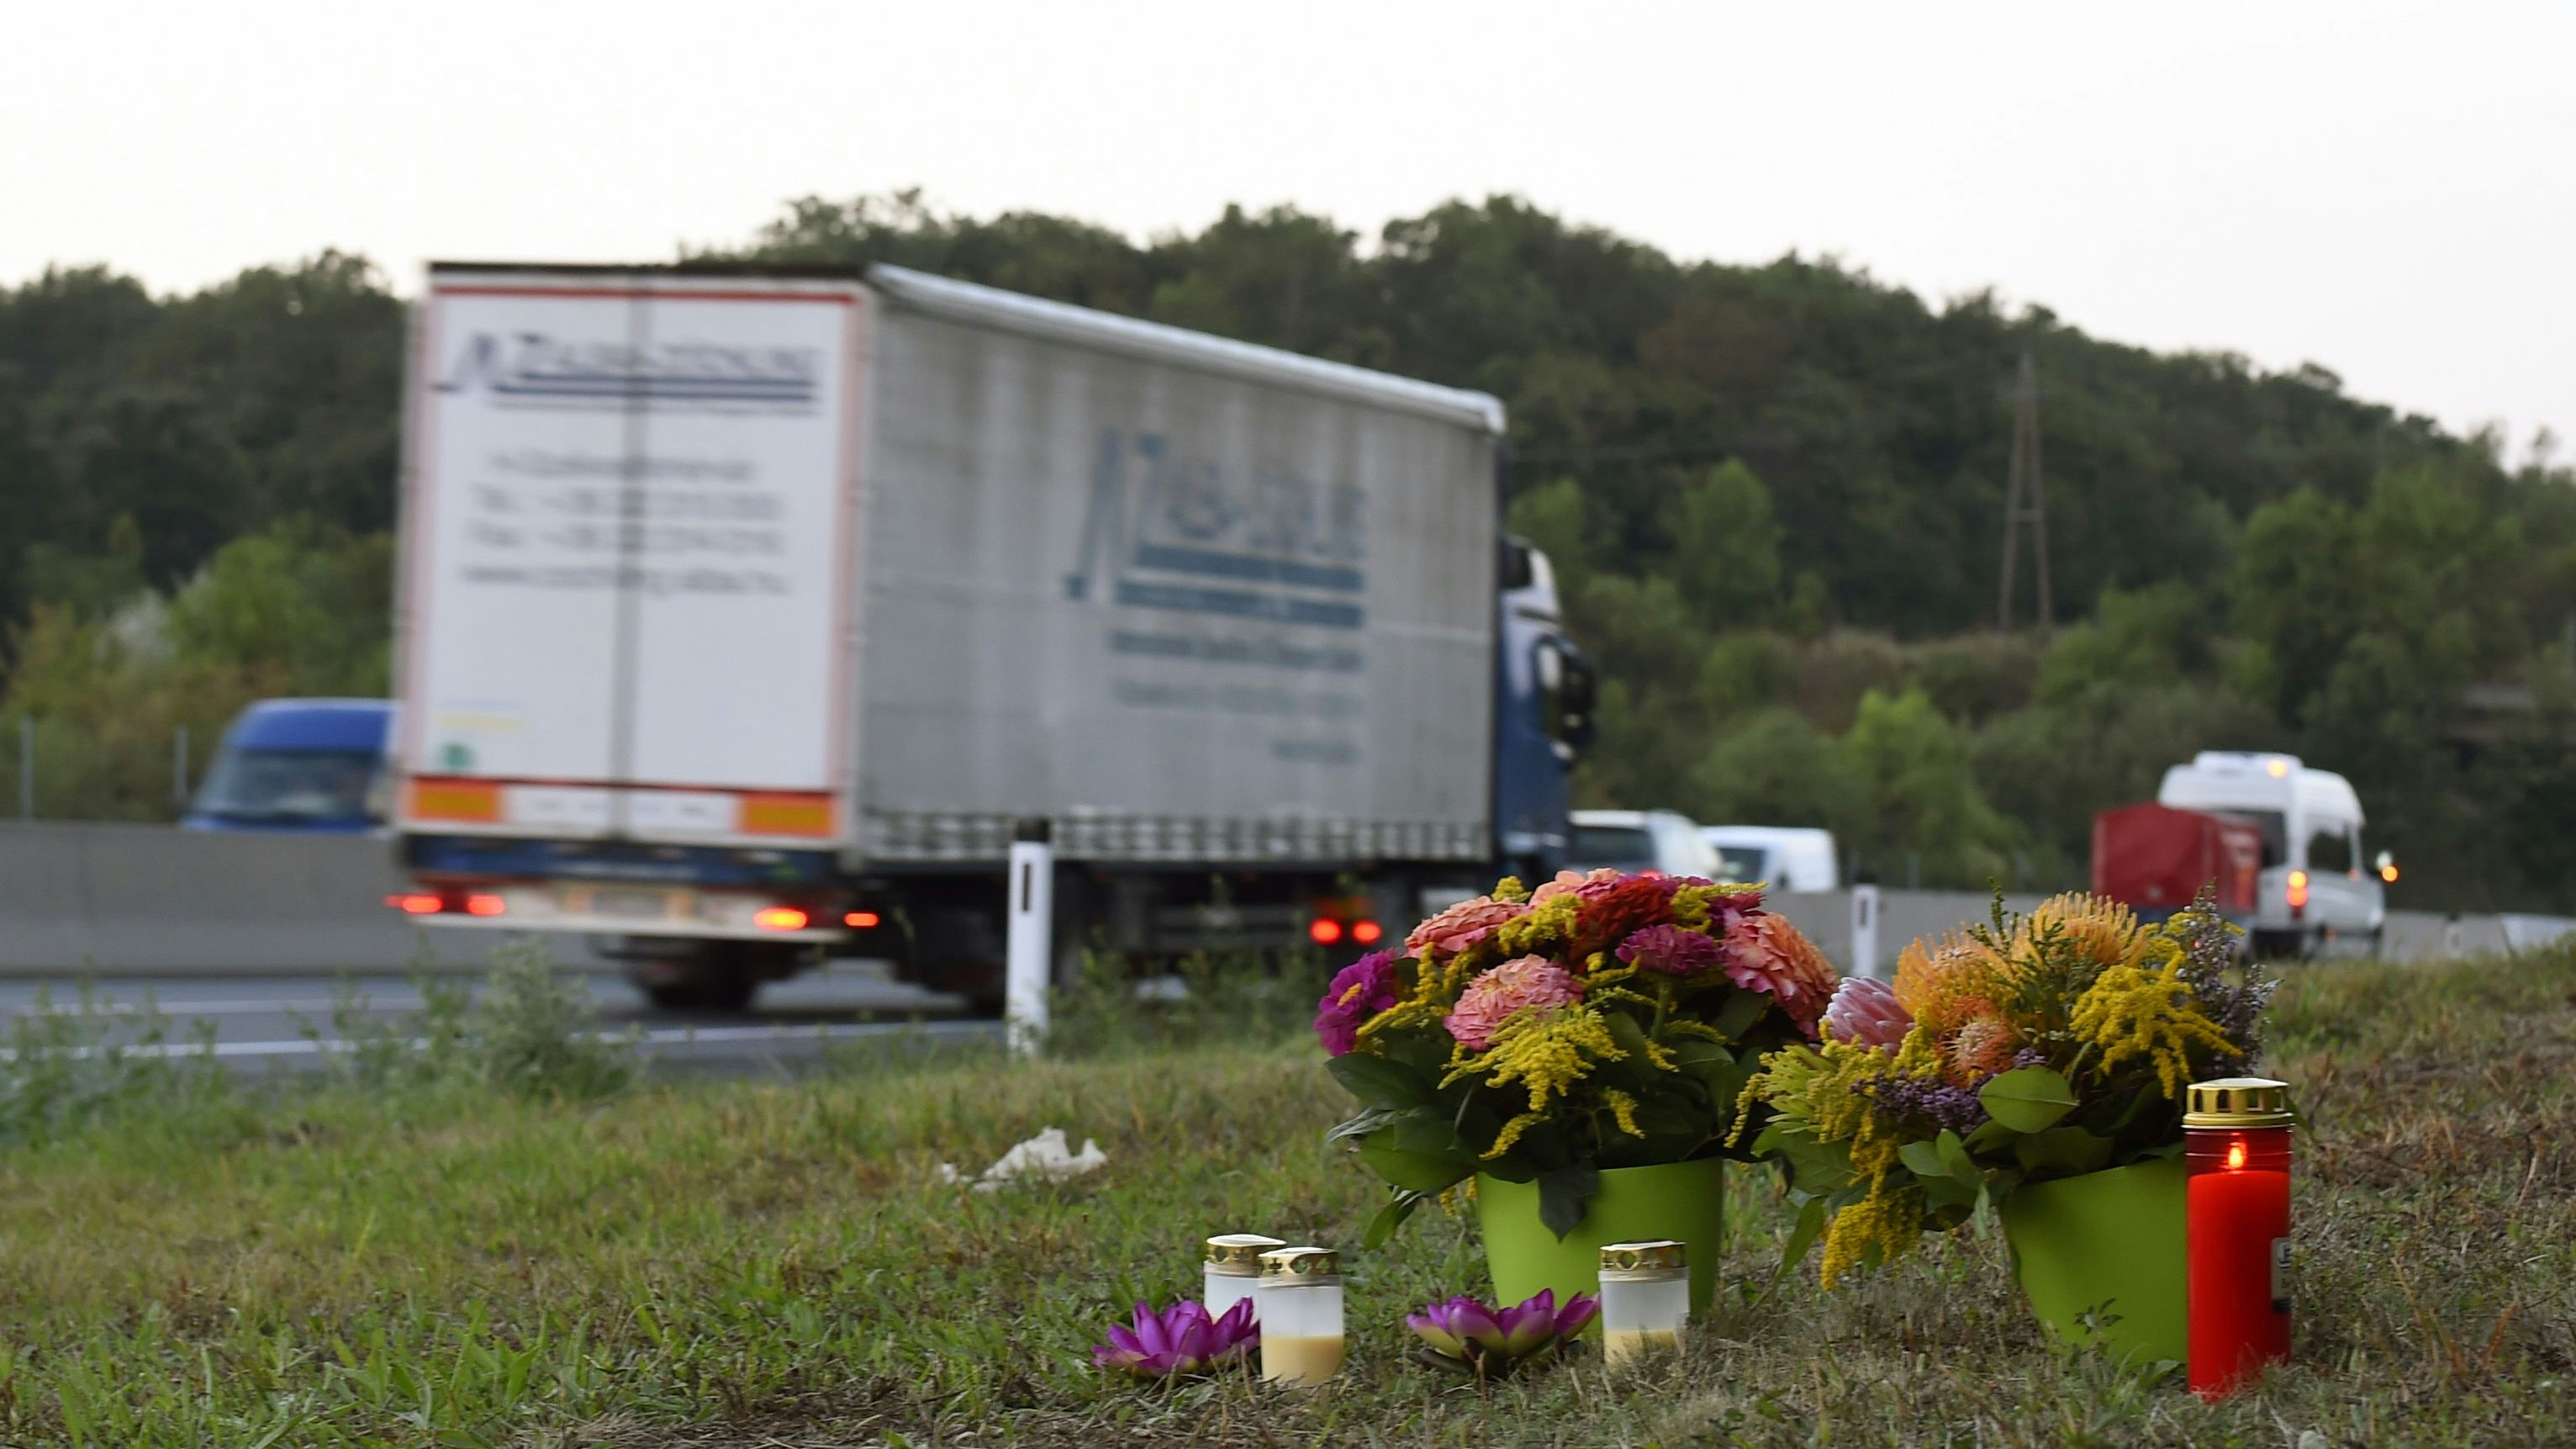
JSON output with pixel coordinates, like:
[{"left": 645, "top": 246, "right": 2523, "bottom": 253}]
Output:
[
  {"left": 1491, "top": 536, "right": 1592, "bottom": 885},
  {"left": 2156, "top": 751, "right": 2388, "bottom": 957},
  {"left": 183, "top": 699, "right": 395, "bottom": 834}
]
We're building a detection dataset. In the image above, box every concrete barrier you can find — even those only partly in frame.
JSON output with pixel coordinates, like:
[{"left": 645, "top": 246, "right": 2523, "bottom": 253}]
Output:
[
  {"left": 0, "top": 823, "right": 607, "bottom": 976},
  {"left": 1, "top": 824, "right": 2565, "bottom": 977},
  {"left": 1767, "top": 889, "right": 2049, "bottom": 977}
]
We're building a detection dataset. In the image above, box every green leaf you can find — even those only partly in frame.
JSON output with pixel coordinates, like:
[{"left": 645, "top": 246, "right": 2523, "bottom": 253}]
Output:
[
  {"left": 1362, "top": 1191, "right": 1428, "bottom": 1251},
  {"left": 1323, "top": 1107, "right": 1396, "bottom": 1146},
  {"left": 1979, "top": 1067, "right": 2080, "bottom": 1134},
  {"left": 1710, "top": 989, "right": 1771, "bottom": 1042},
  {"left": 1356, "top": 1131, "right": 1475, "bottom": 1193},
  {"left": 1700, "top": 1060, "right": 1754, "bottom": 1118},
  {"left": 1936, "top": 1129, "right": 1978, "bottom": 1182},
  {"left": 1775, "top": 1195, "right": 1829, "bottom": 1279},
  {"left": 1962, "top": 1118, "right": 2019, "bottom": 1154},
  {"left": 1382, "top": 1106, "right": 1470, "bottom": 1155},
  {"left": 1665, "top": 1036, "right": 1732, "bottom": 1074},
  {"left": 1898, "top": 1140, "right": 1949, "bottom": 1181},
  {"left": 1602, "top": 1010, "right": 1656, "bottom": 1061},
  {"left": 1755, "top": 1129, "right": 1857, "bottom": 1194},
  {"left": 1535, "top": 1165, "right": 1601, "bottom": 1240},
  {"left": 2013, "top": 1126, "right": 2114, "bottom": 1177},
  {"left": 1327, "top": 1055, "right": 1433, "bottom": 1111}
]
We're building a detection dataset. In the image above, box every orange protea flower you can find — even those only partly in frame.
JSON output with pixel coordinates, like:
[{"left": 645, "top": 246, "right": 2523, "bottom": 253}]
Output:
[
  {"left": 1945, "top": 1013, "right": 2023, "bottom": 1081},
  {"left": 1892, "top": 929, "right": 2019, "bottom": 1039},
  {"left": 2019, "top": 892, "right": 2149, "bottom": 973}
]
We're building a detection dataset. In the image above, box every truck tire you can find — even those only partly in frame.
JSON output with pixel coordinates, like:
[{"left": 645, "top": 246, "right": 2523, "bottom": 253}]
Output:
[
  {"left": 907, "top": 905, "right": 1008, "bottom": 1013},
  {"left": 644, "top": 974, "right": 760, "bottom": 1013},
  {"left": 2249, "top": 929, "right": 2303, "bottom": 961},
  {"left": 626, "top": 942, "right": 789, "bottom": 1013}
]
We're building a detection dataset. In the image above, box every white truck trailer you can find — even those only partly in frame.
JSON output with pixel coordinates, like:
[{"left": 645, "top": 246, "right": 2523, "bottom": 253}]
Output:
[{"left": 388, "top": 263, "right": 1592, "bottom": 1007}]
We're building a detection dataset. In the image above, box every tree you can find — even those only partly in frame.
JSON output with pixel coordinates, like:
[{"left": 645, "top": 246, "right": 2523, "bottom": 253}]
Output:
[
  {"left": 1666, "top": 460, "right": 1782, "bottom": 629},
  {"left": 1692, "top": 707, "right": 1861, "bottom": 833},
  {"left": 1838, "top": 688, "right": 2016, "bottom": 887}
]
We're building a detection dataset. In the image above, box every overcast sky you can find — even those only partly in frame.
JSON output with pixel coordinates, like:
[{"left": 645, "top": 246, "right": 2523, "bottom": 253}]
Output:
[{"left": 9, "top": 2, "right": 2569, "bottom": 457}]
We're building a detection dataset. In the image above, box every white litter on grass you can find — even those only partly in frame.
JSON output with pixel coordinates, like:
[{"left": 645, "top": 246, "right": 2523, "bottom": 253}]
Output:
[{"left": 938, "top": 1126, "right": 1107, "bottom": 1193}]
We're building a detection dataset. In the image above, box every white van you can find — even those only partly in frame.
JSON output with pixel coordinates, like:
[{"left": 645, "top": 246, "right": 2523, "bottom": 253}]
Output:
[
  {"left": 2156, "top": 752, "right": 2389, "bottom": 956},
  {"left": 1567, "top": 810, "right": 1722, "bottom": 880},
  {"left": 1699, "top": 826, "right": 1840, "bottom": 891}
]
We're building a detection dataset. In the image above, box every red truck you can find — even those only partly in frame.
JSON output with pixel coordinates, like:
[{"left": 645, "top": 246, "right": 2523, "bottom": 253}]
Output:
[{"left": 2092, "top": 802, "right": 2262, "bottom": 928}]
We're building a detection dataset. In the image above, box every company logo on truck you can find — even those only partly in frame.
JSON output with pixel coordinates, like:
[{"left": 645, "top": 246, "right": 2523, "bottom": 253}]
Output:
[
  {"left": 436, "top": 331, "right": 820, "bottom": 411},
  {"left": 1064, "top": 428, "right": 1366, "bottom": 630}
]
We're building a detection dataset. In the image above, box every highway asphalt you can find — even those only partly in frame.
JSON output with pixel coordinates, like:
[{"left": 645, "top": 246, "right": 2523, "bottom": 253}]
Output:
[{"left": 0, "top": 960, "right": 999, "bottom": 1076}]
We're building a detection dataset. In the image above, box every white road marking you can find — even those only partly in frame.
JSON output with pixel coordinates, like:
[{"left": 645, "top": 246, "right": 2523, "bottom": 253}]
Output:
[
  {"left": 0, "top": 1018, "right": 995, "bottom": 1062},
  {"left": 3, "top": 997, "right": 430, "bottom": 1018}
]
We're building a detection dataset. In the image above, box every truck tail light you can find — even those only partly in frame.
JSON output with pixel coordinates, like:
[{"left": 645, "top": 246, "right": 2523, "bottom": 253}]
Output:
[
  {"left": 2286, "top": 870, "right": 2309, "bottom": 915},
  {"left": 387, "top": 893, "right": 445, "bottom": 915},
  {"left": 844, "top": 910, "right": 881, "bottom": 929},
  {"left": 1352, "top": 919, "right": 1384, "bottom": 945},
  {"left": 463, "top": 894, "right": 506, "bottom": 918},
  {"left": 1309, "top": 918, "right": 1345, "bottom": 945},
  {"left": 2379, "top": 863, "right": 2399, "bottom": 884},
  {"left": 753, "top": 906, "right": 811, "bottom": 932}
]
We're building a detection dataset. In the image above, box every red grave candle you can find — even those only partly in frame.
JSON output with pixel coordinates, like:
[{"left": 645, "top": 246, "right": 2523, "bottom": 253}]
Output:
[{"left": 2184, "top": 1076, "right": 2293, "bottom": 1400}]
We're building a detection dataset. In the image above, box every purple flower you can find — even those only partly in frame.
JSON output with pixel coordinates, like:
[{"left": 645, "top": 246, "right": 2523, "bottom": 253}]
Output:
[
  {"left": 1615, "top": 924, "right": 1723, "bottom": 976},
  {"left": 1092, "top": 1298, "right": 1259, "bottom": 1378},
  {"left": 1314, "top": 949, "right": 1404, "bottom": 1057},
  {"left": 1407, "top": 1289, "right": 1601, "bottom": 1375},
  {"left": 1823, "top": 976, "right": 1913, "bottom": 1051},
  {"left": 1866, "top": 1073, "right": 1990, "bottom": 1136}
]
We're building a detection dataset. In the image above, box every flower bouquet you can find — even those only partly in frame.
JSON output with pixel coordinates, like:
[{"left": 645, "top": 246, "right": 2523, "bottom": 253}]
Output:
[
  {"left": 1317, "top": 869, "right": 1838, "bottom": 1251},
  {"left": 1743, "top": 890, "right": 2273, "bottom": 1292}
]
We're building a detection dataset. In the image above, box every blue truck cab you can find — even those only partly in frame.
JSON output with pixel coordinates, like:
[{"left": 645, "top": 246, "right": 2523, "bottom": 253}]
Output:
[
  {"left": 182, "top": 699, "right": 396, "bottom": 833},
  {"left": 1491, "top": 534, "right": 1593, "bottom": 882}
]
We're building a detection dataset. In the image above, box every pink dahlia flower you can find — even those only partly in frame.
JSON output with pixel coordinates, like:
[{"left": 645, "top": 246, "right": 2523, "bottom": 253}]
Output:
[
  {"left": 1615, "top": 923, "right": 1723, "bottom": 976},
  {"left": 1529, "top": 868, "right": 1623, "bottom": 904},
  {"left": 1722, "top": 912, "right": 1840, "bottom": 1036},
  {"left": 1822, "top": 975, "right": 1911, "bottom": 1051},
  {"left": 1445, "top": 955, "right": 1582, "bottom": 1051},
  {"left": 1407, "top": 895, "right": 1528, "bottom": 959},
  {"left": 1313, "top": 949, "right": 1404, "bottom": 1057}
]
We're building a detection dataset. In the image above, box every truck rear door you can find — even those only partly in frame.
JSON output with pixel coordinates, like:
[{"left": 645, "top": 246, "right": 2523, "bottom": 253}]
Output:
[{"left": 396, "top": 269, "right": 868, "bottom": 849}]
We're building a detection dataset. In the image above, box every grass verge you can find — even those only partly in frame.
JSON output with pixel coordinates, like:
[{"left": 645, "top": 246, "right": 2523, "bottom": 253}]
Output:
[{"left": 0, "top": 944, "right": 2568, "bottom": 1446}]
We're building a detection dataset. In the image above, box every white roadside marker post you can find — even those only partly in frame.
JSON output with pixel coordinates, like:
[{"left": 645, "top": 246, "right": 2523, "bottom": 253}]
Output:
[
  {"left": 1006, "top": 817, "right": 1054, "bottom": 1058},
  {"left": 1851, "top": 881, "right": 1882, "bottom": 981}
]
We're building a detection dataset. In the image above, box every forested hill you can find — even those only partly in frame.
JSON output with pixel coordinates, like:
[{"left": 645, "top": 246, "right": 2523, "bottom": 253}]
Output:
[
  {"left": 715, "top": 193, "right": 2482, "bottom": 637},
  {"left": 4, "top": 194, "right": 2573, "bottom": 910}
]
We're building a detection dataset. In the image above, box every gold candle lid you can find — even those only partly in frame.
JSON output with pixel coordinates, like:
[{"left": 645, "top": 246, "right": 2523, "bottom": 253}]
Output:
[
  {"left": 1599, "top": 1240, "right": 1687, "bottom": 1277},
  {"left": 2184, "top": 1077, "right": 2293, "bottom": 1128},
  {"left": 1205, "top": 1234, "right": 1285, "bottom": 1272},
  {"left": 1258, "top": 1245, "right": 1339, "bottom": 1281}
]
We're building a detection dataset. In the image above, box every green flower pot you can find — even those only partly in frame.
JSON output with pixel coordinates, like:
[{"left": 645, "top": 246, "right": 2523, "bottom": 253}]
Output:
[
  {"left": 1998, "top": 1156, "right": 2186, "bottom": 1365},
  {"left": 1475, "top": 1159, "right": 1726, "bottom": 1314}
]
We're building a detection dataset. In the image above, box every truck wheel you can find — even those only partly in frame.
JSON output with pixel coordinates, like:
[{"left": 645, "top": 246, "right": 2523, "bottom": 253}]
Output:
[
  {"left": 906, "top": 906, "right": 1007, "bottom": 1013},
  {"left": 626, "top": 943, "right": 782, "bottom": 1013},
  {"left": 2249, "top": 929, "right": 2301, "bottom": 961},
  {"left": 644, "top": 974, "right": 760, "bottom": 1013}
]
